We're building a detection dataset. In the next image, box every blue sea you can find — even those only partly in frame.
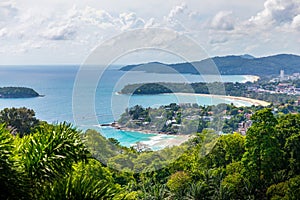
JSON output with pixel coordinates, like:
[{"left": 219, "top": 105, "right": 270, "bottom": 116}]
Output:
[{"left": 0, "top": 65, "right": 252, "bottom": 148}]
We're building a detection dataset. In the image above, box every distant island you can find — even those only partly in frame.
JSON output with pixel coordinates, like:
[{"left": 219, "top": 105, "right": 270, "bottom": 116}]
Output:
[
  {"left": 0, "top": 87, "right": 41, "bottom": 98},
  {"left": 120, "top": 54, "right": 300, "bottom": 76}
]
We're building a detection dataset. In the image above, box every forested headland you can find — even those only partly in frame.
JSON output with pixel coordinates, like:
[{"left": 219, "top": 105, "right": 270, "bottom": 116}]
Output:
[{"left": 120, "top": 82, "right": 297, "bottom": 104}]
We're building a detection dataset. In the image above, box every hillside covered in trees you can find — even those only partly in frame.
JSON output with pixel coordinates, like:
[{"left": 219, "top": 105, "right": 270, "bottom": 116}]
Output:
[
  {"left": 1, "top": 107, "right": 300, "bottom": 199},
  {"left": 118, "top": 102, "right": 300, "bottom": 135},
  {"left": 120, "top": 54, "right": 300, "bottom": 76}
]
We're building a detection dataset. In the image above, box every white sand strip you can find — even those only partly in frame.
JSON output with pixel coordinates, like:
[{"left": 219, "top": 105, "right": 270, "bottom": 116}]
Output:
[{"left": 174, "top": 93, "right": 270, "bottom": 107}]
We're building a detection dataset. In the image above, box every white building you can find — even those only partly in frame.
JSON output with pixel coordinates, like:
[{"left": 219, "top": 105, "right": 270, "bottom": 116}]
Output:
[{"left": 280, "top": 70, "right": 285, "bottom": 81}]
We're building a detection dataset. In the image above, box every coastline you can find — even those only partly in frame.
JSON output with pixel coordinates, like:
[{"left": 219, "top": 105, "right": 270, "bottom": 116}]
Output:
[
  {"left": 99, "top": 123, "right": 192, "bottom": 149},
  {"left": 173, "top": 93, "right": 270, "bottom": 106},
  {"left": 108, "top": 122, "right": 191, "bottom": 136},
  {"left": 142, "top": 134, "right": 192, "bottom": 150}
]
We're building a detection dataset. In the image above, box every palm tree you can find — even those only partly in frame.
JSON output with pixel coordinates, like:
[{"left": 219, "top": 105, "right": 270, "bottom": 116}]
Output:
[
  {"left": 40, "top": 160, "right": 118, "bottom": 200},
  {"left": 185, "top": 181, "right": 209, "bottom": 200},
  {"left": 17, "top": 122, "right": 89, "bottom": 197},
  {"left": 140, "top": 181, "right": 170, "bottom": 200},
  {"left": 0, "top": 124, "right": 29, "bottom": 199}
]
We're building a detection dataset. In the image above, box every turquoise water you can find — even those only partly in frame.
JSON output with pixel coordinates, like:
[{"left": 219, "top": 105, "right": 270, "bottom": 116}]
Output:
[{"left": 0, "top": 66, "right": 251, "bottom": 148}]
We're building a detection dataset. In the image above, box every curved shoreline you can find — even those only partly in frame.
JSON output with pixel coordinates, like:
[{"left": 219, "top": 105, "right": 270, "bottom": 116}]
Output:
[
  {"left": 173, "top": 93, "right": 270, "bottom": 106},
  {"left": 99, "top": 125, "right": 192, "bottom": 149},
  {"left": 102, "top": 123, "right": 191, "bottom": 137}
]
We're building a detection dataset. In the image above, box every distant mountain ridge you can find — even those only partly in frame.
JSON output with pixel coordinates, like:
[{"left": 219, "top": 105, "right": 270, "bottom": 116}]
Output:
[{"left": 120, "top": 54, "right": 300, "bottom": 76}]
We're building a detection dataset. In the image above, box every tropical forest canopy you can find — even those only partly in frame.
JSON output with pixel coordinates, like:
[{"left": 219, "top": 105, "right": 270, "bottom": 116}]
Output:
[{"left": 1, "top": 106, "right": 300, "bottom": 199}]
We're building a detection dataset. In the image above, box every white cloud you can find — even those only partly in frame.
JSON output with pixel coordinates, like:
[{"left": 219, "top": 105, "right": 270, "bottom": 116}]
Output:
[
  {"left": 0, "top": 0, "right": 300, "bottom": 64},
  {"left": 292, "top": 14, "right": 300, "bottom": 29},
  {"left": 167, "top": 3, "right": 187, "bottom": 21},
  {"left": 0, "top": 3, "right": 157, "bottom": 55},
  {"left": 0, "top": 0, "right": 18, "bottom": 35},
  {"left": 79, "top": 6, "right": 152, "bottom": 31},
  {"left": 40, "top": 7, "right": 80, "bottom": 41},
  {"left": 0, "top": 1, "right": 18, "bottom": 21},
  {"left": 0, "top": 28, "right": 8, "bottom": 37},
  {"left": 119, "top": 12, "right": 145, "bottom": 30},
  {"left": 43, "top": 24, "right": 76, "bottom": 40},
  {"left": 249, "top": 0, "right": 300, "bottom": 27},
  {"left": 162, "top": 3, "right": 208, "bottom": 32},
  {"left": 80, "top": 6, "right": 116, "bottom": 29},
  {"left": 144, "top": 18, "right": 156, "bottom": 28},
  {"left": 211, "top": 11, "right": 235, "bottom": 31}
]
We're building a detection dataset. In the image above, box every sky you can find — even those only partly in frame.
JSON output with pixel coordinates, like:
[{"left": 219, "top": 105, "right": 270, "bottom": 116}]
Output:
[{"left": 0, "top": 0, "right": 300, "bottom": 65}]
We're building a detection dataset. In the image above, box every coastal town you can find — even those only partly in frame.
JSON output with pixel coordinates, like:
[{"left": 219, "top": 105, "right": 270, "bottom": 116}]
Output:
[
  {"left": 112, "top": 96, "right": 300, "bottom": 139},
  {"left": 112, "top": 70, "right": 300, "bottom": 144},
  {"left": 249, "top": 70, "right": 300, "bottom": 95}
]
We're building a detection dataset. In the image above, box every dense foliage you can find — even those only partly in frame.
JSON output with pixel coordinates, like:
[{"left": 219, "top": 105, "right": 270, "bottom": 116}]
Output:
[
  {"left": 0, "top": 87, "right": 40, "bottom": 98},
  {"left": 1, "top": 107, "right": 300, "bottom": 199},
  {"left": 118, "top": 102, "right": 300, "bottom": 135},
  {"left": 121, "top": 54, "right": 300, "bottom": 76},
  {"left": 0, "top": 107, "right": 40, "bottom": 137}
]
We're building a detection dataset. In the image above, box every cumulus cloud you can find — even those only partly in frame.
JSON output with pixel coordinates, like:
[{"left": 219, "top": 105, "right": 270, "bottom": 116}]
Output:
[
  {"left": 210, "top": 11, "right": 235, "bottom": 31},
  {"left": 167, "top": 3, "right": 187, "bottom": 21},
  {"left": 249, "top": 0, "right": 300, "bottom": 27},
  {"left": 1, "top": 0, "right": 300, "bottom": 64},
  {"left": 78, "top": 6, "right": 151, "bottom": 31},
  {"left": 43, "top": 24, "right": 76, "bottom": 40},
  {"left": 41, "top": 7, "right": 81, "bottom": 41},
  {"left": 291, "top": 14, "right": 300, "bottom": 29},
  {"left": 162, "top": 3, "right": 189, "bottom": 31},
  {"left": 0, "top": 3, "right": 160, "bottom": 56},
  {"left": 80, "top": 7, "right": 116, "bottom": 29},
  {"left": 207, "top": 0, "right": 300, "bottom": 54},
  {"left": 163, "top": 3, "right": 207, "bottom": 32},
  {"left": 119, "top": 12, "right": 145, "bottom": 30}
]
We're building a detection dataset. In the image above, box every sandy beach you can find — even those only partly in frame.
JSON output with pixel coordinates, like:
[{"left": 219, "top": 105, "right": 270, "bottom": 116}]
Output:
[
  {"left": 174, "top": 93, "right": 270, "bottom": 106},
  {"left": 118, "top": 126, "right": 191, "bottom": 139},
  {"left": 99, "top": 123, "right": 192, "bottom": 149},
  {"left": 117, "top": 128, "right": 192, "bottom": 149},
  {"left": 242, "top": 75, "right": 260, "bottom": 83},
  {"left": 141, "top": 134, "right": 192, "bottom": 149}
]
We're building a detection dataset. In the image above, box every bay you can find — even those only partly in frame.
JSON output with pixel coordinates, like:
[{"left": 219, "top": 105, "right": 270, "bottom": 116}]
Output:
[{"left": 0, "top": 65, "right": 253, "bottom": 149}]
